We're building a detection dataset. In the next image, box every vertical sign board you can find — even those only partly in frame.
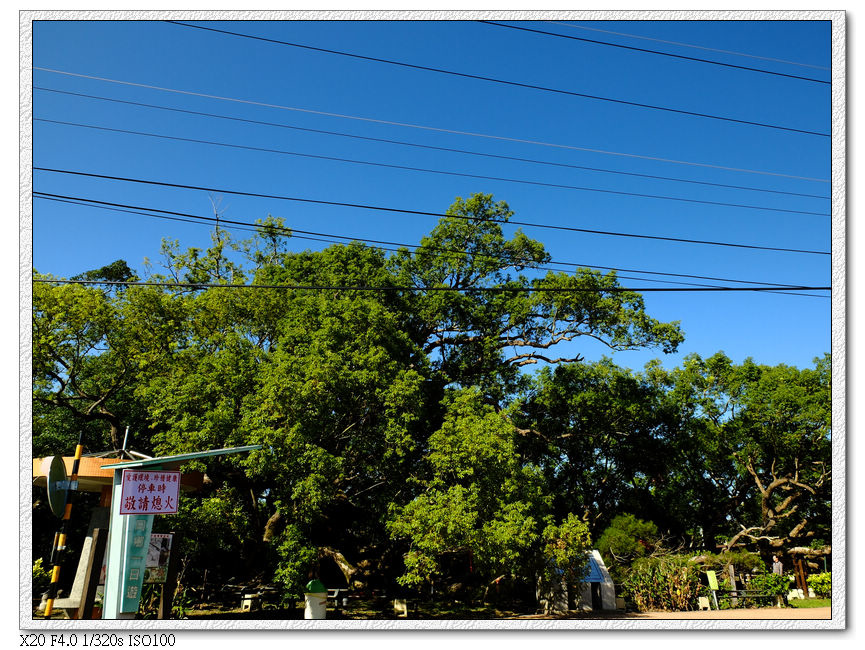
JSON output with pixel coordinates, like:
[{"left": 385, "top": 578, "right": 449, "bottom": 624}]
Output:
[{"left": 119, "top": 514, "right": 154, "bottom": 613}]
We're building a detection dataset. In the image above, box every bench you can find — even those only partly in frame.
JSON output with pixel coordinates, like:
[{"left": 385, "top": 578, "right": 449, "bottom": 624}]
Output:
[
  {"left": 705, "top": 571, "right": 780, "bottom": 609},
  {"left": 717, "top": 590, "right": 777, "bottom": 606},
  {"left": 327, "top": 588, "right": 350, "bottom": 608},
  {"left": 235, "top": 585, "right": 281, "bottom": 611}
]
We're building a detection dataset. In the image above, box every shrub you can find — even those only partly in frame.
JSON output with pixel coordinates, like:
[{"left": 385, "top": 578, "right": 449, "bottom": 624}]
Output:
[
  {"left": 621, "top": 555, "right": 704, "bottom": 612},
  {"left": 807, "top": 572, "right": 831, "bottom": 598},
  {"left": 749, "top": 572, "right": 789, "bottom": 596},
  {"left": 137, "top": 583, "right": 192, "bottom": 619},
  {"left": 32, "top": 558, "right": 51, "bottom": 597}
]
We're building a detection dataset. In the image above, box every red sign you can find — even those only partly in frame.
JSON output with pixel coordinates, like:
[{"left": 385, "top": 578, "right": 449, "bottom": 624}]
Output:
[{"left": 118, "top": 469, "right": 181, "bottom": 515}]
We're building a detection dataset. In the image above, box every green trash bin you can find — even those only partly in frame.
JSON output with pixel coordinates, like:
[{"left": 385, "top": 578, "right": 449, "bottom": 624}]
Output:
[{"left": 304, "top": 579, "right": 327, "bottom": 619}]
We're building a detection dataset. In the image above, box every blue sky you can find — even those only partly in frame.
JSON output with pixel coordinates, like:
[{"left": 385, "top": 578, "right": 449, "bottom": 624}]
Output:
[{"left": 30, "top": 17, "right": 834, "bottom": 372}]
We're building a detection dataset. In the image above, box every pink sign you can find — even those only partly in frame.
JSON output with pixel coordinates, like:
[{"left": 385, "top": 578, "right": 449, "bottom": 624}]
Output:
[{"left": 118, "top": 469, "right": 181, "bottom": 515}]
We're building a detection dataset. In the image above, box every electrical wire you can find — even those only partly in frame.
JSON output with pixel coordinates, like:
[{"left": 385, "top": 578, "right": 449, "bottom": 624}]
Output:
[
  {"left": 33, "top": 87, "right": 831, "bottom": 201},
  {"left": 35, "top": 119, "right": 831, "bottom": 218},
  {"left": 33, "top": 278, "right": 830, "bottom": 294},
  {"left": 32, "top": 168, "right": 832, "bottom": 256},
  {"left": 35, "top": 191, "right": 826, "bottom": 294},
  {"left": 35, "top": 194, "right": 724, "bottom": 290},
  {"left": 164, "top": 21, "right": 830, "bottom": 138},
  {"left": 549, "top": 22, "right": 830, "bottom": 71},
  {"left": 479, "top": 21, "right": 829, "bottom": 84},
  {"left": 33, "top": 67, "right": 830, "bottom": 183}
]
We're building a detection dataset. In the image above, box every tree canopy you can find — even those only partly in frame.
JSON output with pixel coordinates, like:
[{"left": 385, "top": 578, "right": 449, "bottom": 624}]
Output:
[{"left": 32, "top": 193, "right": 829, "bottom": 603}]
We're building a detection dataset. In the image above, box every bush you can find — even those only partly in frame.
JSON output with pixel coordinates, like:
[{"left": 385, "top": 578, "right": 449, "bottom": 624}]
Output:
[
  {"left": 621, "top": 555, "right": 704, "bottom": 612},
  {"left": 807, "top": 572, "right": 831, "bottom": 598},
  {"left": 32, "top": 558, "right": 51, "bottom": 597},
  {"left": 137, "top": 583, "right": 192, "bottom": 619},
  {"left": 749, "top": 572, "right": 789, "bottom": 596}
]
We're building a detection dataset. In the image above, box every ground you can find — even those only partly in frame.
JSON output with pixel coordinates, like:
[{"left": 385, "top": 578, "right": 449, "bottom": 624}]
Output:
[{"left": 182, "top": 599, "right": 832, "bottom": 621}]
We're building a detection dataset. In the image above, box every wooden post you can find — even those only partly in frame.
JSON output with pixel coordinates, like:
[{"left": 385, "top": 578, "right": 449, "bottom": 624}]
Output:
[
  {"left": 728, "top": 564, "right": 738, "bottom": 607},
  {"left": 76, "top": 528, "right": 108, "bottom": 620},
  {"left": 795, "top": 557, "right": 809, "bottom": 596},
  {"left": 158, "top": 532, "right": 181, "bottom": 620}
]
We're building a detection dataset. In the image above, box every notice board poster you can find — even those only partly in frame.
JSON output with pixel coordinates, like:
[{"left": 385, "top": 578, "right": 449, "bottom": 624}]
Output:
[{"left": 144, "top": 533, "right": 173, "bottom": 584}]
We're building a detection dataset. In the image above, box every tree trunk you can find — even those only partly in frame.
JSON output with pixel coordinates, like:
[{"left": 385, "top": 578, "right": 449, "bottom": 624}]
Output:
[{"left": 318, "top": 546, "right": 358, "bottom": 586}]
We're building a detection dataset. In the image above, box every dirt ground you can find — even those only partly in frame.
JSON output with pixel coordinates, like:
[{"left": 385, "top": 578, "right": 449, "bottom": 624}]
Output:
[
  {"left": 616, "top": 606, "right": 832, "bottom": 620},
  {"left": 509, "top": 607, "right": 832, "bottom": 620}
]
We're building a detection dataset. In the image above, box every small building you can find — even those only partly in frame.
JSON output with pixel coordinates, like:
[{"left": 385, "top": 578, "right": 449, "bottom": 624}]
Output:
[{"left": 576, "top": 550, "right": 616, "bottom": 611}]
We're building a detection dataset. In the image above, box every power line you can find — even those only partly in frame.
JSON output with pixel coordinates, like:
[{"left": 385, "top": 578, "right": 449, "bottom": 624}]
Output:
[
  {"left": 35, "top": 119, "right": 831, "bottom": 218},
  {"left": 34, "top": 68, "right": 830, "bottom": 183},
  {"left": 480, "top": 21, "right": 829, "bottom": 84},
  {"left": 33, "top": 168, "right": 832, "bottom": 256},
  {"left": 34, "top": 278, "right": 831, "bottom": 294},
  {"left": 164, "top": 21, "right": 830, "bottom": 138},
  {"left": 35, "top": 194, "right": 724, "bottom": 290},
  {"left": 549, "top": 22, "right": 831, "bottom": 71},
  {"left": 34, "top": 87, "right": 830, "bottom": 201},
  {"left": 35, "top": 192, "right": 825, "bottom": 294}
]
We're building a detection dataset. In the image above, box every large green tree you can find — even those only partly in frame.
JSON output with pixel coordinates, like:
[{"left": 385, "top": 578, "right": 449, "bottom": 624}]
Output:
[{"left": 32, "top": 193, "right": 691, "bottom": 599}]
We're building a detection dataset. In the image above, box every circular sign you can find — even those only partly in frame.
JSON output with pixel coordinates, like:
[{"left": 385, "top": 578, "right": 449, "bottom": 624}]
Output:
[{"left": 45, "top": 455, "right": 68, "bottom": 518}]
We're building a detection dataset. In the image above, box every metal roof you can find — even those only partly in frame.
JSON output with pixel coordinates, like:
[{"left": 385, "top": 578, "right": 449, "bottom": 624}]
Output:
[{"left": 101, "top": 445, "right": 262, "bottom": 470}]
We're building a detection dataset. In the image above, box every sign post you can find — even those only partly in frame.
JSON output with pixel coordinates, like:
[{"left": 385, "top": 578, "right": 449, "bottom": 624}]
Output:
[{"left": 101, "top": 445, "right": 260, "bottom": 619}]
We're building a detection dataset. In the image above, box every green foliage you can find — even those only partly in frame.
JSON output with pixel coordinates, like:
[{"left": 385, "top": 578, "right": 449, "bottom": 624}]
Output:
[
  {"left": 699, "top": 550, "right": 765, "bottom": 576},
  {"left": 652, "top": 352, "right": 831, "bottom": 553},
  {"left": 514, "top": 360, "right": 670, "bottom": 536},
  {"left": 32, "top": 558, "right": 51, "bottom": 596},
  {"left": 595, "top": 514, "right": 659, "bottom": 581},
  {"left": 621, "top": 555, "right": 704, "bottom": 612},
  {"left": 31, "top": 193, "right": 828, "bottom": 607},
  {"left": 273, "top": 525, "right": 319, "bottom": 601},
  {"left": 71, "top": 259, "right": 137, "bottom": 283},
  {"left": 388, "top": 389, "right": 548, "bottom": 588},
  {"left": 807, "top": 572, "right": 832, "bottom": 598},
  {"left": 137, "top": 583, "right": 193, "bottom": 620},
  {"left": 748, "top": 572, "right": 790, "bottom": 597},
  {"left": 541, "top": 513, "right": 592, "bottom": 583}
]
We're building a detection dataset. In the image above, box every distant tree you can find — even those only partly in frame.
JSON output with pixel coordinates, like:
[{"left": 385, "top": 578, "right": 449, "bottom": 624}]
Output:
[
  {"left": 661, "top": 353, "right": 831, "bottom": 555},
  {"left": 71, "top": 259, "right": 136, "bottom": 283}
]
